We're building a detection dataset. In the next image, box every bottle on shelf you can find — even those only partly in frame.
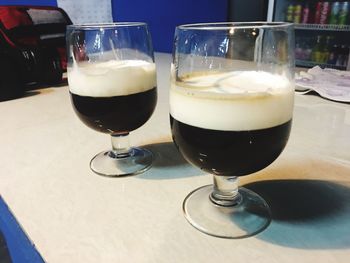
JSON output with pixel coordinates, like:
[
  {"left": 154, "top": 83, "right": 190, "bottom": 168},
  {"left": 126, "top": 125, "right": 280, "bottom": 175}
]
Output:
[
  {"left": 327, "top": 44, "right": 339, "bottom": 64},
  {"left": 286, "top": 4, "right": 294, "bottom": 22},
  {"left": 301, "top": 3, "right": 310, "bottom": 24},
  {"left": 343, "top": 45, "right": 349, "bottom": 67},
  {"left": 297, "top": 37, "right": 312, "bottom": 61},
  {"left": 295, "top": 42, "right": 303, "bottom": 60},
  {"left": 320, "top": 2, "right": 331, "bottom": 24},
  {"left": 329, "top": 2, "right": 340, "bottom": 24},
  {"left": 296, "top": 34, "right": 349, "bottom": 68},
  {"left": 311, "top": 35, "right": 325, "bottom": 63},
  {"left": 314, "top": 2, "right": 323, "bottom": 24},
  {"left": 321, "top": 36, "right": 333, "bottom": 63},
  {"left": 303, "top": 39, "right": 313, "bottom": 60},
  {"left": 294, "top": 4, "right": 302, "bottom": 23},
  {"left": 336, "top": 45, "right": 350, "bottom": 67},
  {"left": 338, "top": 2, "right": 349, "bottom": 25}
]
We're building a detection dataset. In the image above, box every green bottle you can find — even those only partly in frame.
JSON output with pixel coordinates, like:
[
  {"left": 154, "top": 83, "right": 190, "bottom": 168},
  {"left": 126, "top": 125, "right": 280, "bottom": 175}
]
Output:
[
  {"left": 339, "top": 2, "right": 349, "bottom": 25},
  {"left": 311, "top": 35, "right": 324, "bottom": 63},
  {"left": 329, "top": 2, "right": 340, "bottom": 24}
]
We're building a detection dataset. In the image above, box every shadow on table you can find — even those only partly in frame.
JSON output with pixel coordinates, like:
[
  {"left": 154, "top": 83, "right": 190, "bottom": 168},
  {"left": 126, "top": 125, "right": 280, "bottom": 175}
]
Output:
[
  {"left": 244, "top": 179, "right": 350, "bottom": 249},
  {"left": 1, "top": 78, "right": 68, "bottom": 102},
  {"left": 138, "top": 142, "right": 201, "bottom": 180},
  {"left": 22, "top": 90, "right": 41, "bottom": 98},
  {"left": 26, "top": 77, "right": 68, "bottom": 90}
]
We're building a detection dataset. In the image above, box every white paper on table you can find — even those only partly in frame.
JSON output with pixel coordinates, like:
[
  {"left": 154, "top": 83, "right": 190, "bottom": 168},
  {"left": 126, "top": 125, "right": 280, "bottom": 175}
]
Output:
[
  {"left": 295, "top": 66, "right": 350, "bottom": 103},
  {"left": 57, "top": 0, "right": 113, "bottom": 24}
]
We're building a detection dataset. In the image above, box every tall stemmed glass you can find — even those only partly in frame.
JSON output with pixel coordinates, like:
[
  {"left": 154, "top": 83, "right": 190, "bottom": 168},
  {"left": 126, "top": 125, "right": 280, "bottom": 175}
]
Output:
[
  {"left": 170, "top": 22, "right": 294, "bottom": 238},
  {"left": 67, "top": 23, "right": 157, "bottom": 177}
]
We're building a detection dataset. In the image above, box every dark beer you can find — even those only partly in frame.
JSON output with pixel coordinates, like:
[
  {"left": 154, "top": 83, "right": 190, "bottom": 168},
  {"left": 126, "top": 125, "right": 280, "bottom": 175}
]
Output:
[
  {"left": 68, "top": 60, "right": 157, "bottom": 134},
  {"left": 70, "top": 87, "right": 157, "bottom": 133},
  {"left": 170, "top": 71, "right": 294, "bottom": 176},
  {"left": 170, "top": 116, "right": 291, "bottom": 176}
]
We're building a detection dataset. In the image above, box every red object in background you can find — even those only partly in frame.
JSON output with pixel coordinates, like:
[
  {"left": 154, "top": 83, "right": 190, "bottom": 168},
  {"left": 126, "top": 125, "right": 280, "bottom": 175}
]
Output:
[
  {"left": 0, "top": 6, "right": 72, "bottom": 101},
  {"left": 320, "top": 2, "right": 331, "bottom": 24},
  {"left": 301, "top": 4, "right": 310, "bottom": 23},
  {"left": 56, "top": 47, "right": 67, "bottom": 71},
  {"left": 314, "top": 2, "right": 323, "bottom": 23},
  {"left": 0, "top": 7, "right": 32, "bottom": 29},
  {"left": 0, "top": 7, "right": 38, "bottom": 46},
  {"left": 1, "top": 6, "right": 72, "bottom": 71},
  {"left": 0, "top": 6, "right": 71, "bottom": 72}
]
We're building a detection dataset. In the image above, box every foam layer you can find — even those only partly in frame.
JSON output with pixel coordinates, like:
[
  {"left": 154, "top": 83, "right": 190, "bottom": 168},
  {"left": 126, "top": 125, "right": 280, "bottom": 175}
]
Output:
[
  {"left": 68, "top": 60, "right": 156, "bottom": 97},
  {"left": 170, "top": 71, "right": 294, "bottom": 131}
]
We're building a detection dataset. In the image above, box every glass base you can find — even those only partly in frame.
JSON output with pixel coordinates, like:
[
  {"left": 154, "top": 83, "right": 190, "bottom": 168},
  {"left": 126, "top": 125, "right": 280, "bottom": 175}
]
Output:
[
  {"left": 90, "top": 147, "right": 153, "bottom": 177},
  {"left": 183, "top": 185, "right": 271, "bottom": 239}
]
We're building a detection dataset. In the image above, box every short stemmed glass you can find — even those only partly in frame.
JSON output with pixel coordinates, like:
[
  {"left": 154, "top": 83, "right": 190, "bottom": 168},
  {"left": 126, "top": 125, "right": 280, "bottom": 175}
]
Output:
[
  {"left": 170, "top": 22, "right": 294, "bottom": 238},
  {"left": 67, "top": 23, "right": 157, "bottom": 177}
]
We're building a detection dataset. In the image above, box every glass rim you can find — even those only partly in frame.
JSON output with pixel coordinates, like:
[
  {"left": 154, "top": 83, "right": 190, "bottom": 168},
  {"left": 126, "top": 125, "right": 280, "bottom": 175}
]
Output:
[
  {"left": 67, "top": 22, "right": 147, "bottom": 30},
  {"left": 176, "top": 22, "right": 293, "bottom": 30}
]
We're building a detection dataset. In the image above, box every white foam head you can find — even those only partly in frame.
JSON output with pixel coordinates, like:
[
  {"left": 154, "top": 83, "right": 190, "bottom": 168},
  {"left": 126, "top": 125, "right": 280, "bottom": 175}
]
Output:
[
  {"left": 68, "top": 60, "right": 156, "bottom": 97},
  {"left": 170, "top": 71, "right": 294, "bottom": 131}
]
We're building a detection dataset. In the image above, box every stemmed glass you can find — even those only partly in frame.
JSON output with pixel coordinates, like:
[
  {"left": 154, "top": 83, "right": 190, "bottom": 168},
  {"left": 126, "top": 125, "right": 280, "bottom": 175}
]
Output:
[
  {"left": 170, "top": 22, "right": 294, "bottom": 238},
  {"left": 66, "top": 23, "right": 157, "bottom": 177}
]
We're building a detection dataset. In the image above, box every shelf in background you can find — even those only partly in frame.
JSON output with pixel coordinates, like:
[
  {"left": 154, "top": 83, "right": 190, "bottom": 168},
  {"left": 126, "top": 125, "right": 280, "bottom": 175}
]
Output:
[
  {"left": 294, "top": 24, "right": 350, "bottom": 32},
  {"left": 296, "top": 59, "right": 347, "bottom": 70}
]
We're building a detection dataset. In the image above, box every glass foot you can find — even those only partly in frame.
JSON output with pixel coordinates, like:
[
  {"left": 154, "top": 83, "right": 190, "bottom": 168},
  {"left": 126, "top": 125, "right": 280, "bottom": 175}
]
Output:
[
  {"left": 90, "top": 147, "right": 153, "bottom": 177},
  {"left": 183, "top": 185, "right": 271, "bottom": 239}
]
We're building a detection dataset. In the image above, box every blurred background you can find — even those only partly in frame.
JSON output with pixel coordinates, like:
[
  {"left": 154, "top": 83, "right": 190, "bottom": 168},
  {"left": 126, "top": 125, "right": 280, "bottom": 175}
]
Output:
[
  {"left": 0, "top": 0, "right": 269, "bottom": 53},
  {"left": 0, "top": 0, "right": 347, "bottom": 70}
]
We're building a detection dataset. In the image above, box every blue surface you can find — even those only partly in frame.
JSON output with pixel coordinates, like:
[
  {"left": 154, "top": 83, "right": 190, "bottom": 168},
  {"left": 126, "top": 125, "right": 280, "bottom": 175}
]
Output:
[
  {"left": 0, "top": 0, "right": 57, "bottom": 6},
  {"left": 0, "top": 196, "right": 44, "bottom": 263},
  {"left": 112, "top": 0, "right": 228, "bottom": 52}
]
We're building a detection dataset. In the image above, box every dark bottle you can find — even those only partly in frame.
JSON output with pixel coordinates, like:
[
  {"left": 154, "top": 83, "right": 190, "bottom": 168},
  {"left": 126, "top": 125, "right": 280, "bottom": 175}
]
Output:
[
  {"left": 327, "top": 44, "right": 339, "bottom": 64},
  {"left": 321, "top": 36, "right": 332, "bottom": 63},
  {"left": 338, "top": 45, "right": 349, "bottom": 67},
  {"left": 303, "top": 39, "right": 313, "bottom": 61},
  {"left": 343, "top": 45, "right": 349, "bottom": 67}
]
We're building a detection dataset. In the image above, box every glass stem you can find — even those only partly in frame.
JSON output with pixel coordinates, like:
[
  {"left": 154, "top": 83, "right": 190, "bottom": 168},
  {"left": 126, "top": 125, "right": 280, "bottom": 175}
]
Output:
[
  {"left": 109, "top": 132, "right": 132, "bottom": 158},
  {"left": 210, "top": 175, "right": 242, "bottom": 207}
]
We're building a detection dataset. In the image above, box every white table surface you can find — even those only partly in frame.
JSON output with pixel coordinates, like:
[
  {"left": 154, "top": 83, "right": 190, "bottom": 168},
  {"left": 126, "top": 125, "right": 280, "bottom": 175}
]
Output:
[{"left": 0, "top": 53, "right": 350, "bottom": 263}]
